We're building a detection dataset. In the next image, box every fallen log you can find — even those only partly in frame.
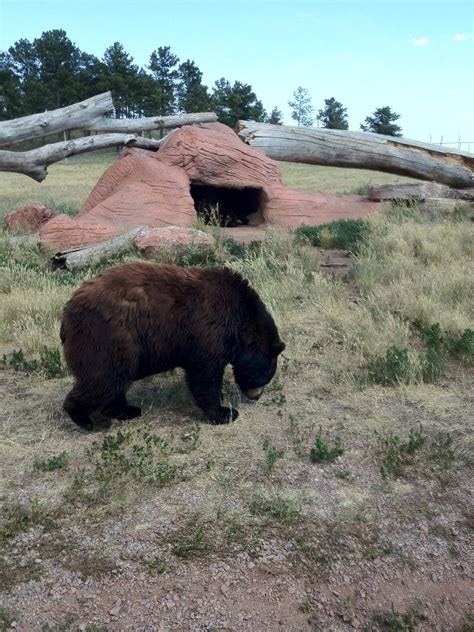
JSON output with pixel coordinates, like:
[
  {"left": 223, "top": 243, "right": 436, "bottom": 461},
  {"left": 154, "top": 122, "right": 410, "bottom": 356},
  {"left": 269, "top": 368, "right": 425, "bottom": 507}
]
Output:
[
  {"left": 0, "top": 92, "right": 114, "bottom": 147},
  {"left": 0, "top": 134, "right": 163, "bottom": 182},
  {"left": 368, "top": 182, "right": 474, "bottom": 201},
  {"left": 237, "top": 121, "right": 474, "bottom": 189},
  {"left": 90, "top": 111, "right": 218, "bottom": 133},
  {"left": 51, "top": 226, "right": 149, "bottom": 271}
]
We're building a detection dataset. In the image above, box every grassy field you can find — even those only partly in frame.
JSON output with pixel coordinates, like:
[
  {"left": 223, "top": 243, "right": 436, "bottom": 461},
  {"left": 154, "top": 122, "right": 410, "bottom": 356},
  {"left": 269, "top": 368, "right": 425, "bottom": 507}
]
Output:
[{"left": 0, "top": 155, "right": 473, "bottom": 631}]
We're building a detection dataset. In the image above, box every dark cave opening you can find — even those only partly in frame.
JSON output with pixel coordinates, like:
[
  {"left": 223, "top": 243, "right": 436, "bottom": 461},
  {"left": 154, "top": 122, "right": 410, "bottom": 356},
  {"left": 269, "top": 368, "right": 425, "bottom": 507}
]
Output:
[{"left": 190, "top": 184, "right": 264, "bottom": 227}]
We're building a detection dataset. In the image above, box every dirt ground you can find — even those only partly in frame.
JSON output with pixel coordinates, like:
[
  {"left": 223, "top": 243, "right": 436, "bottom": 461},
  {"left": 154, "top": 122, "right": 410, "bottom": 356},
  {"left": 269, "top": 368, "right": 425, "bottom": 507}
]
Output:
[{"left": 1, "top": 253, "right": 473, "bottom": 632}]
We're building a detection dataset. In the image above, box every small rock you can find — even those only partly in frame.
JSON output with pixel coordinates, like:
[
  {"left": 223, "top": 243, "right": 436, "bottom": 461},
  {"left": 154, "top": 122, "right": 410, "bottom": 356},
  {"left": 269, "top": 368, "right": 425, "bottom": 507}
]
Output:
[{"left": 109, "top": 598, "right": 122, "bottom": 616}]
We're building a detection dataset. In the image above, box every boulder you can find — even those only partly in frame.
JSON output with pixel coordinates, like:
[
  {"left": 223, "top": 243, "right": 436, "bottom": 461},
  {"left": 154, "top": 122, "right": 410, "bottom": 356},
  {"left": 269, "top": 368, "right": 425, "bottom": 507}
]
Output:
[
  {"left": 133, "top": 226, "right": 215, "bottom": 259},
  {"left": 5, "top": 202, "right": 57, "bottom": 232}
]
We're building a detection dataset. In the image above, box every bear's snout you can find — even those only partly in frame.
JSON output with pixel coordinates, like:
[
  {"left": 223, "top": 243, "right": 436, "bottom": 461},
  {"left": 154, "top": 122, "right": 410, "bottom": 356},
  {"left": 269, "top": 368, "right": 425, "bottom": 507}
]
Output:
[{"left": 244, "top": 387, "right": 265, "bottom": 401}]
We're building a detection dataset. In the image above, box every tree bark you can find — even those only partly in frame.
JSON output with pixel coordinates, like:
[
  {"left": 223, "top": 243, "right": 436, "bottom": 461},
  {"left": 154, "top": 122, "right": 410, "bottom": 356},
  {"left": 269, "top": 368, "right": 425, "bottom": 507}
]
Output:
[
  {"left": 0, "top": 134, "right": 163, "bottom": 182},
  {"left": 90, "top": 111, "right": 218, "bottom": 133},
  {"left": 0, "top": 92, "right": 114, "bottom": 147},
  {"left": 51, "top": 226, "right": 149, "bottom": 271},
  {"left": 237, "top": 121, "right": 474, "bottom": 189},
  {"left": 368, "top": 183, "right": 474, "bottom": 201}
]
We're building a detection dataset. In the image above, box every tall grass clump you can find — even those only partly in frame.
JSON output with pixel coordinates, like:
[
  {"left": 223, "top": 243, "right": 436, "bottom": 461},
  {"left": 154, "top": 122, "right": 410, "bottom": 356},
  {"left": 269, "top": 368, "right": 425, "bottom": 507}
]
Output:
[{"left": 353, "top": 204, "right": 474, "bottom": 335}]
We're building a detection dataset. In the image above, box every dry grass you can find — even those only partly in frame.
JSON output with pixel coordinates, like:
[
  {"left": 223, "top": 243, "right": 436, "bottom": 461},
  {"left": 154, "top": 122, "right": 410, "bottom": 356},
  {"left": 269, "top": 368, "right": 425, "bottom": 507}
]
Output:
[{"left": 0, "top": 154, "right": 473, "bottom": 629}]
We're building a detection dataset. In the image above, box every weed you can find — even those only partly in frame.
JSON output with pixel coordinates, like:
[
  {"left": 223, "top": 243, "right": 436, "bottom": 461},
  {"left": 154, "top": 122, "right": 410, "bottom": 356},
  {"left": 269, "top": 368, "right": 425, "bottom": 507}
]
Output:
[
  {"left": 261, "top": 438, "right": 284, "bottom": 474},
  {"left": 372, "top": 604, "right": 423, "bottom": 631},
  {"left": 271, "top": 392, "right": 286, "bottom": 407},
  {"left": 429, "top": 432, "right": 456, "bottom": 464},
  {"left": 1, "top": 346, "right": 64, "bottom": 378},
  {"left": 250, "top": 493, "right": 300, "bottom": 523},
  {"left": 294, "top": 219, "right": 369, "bottom": 253},
  {"left": 179, "top": 423, "right": 201, "bottom": 452},
  {"left": 94, "top": 427, "right": 180, "bottom": 490},
  {"left": 171, "top": 525, "right": 210, "bottom": 559},
  {"left": 309, "top": 434, "right": 344, "bottom": 463},
  {"left": 0, "top": 606, "right": 14, "bottom": 631},
  {"left": 447, "top": 328, "right": 474, "bottom": 364},
  {"left": 379, "top": 428, "right": 427, "bottom": 480},
  {"left": 366, "top": 346, "right": 412, "bottom": 386},
  {"left": 142, "top": 554, "right": 167, "bottom": 575},
  {"left": 1, "top": 348, "right": 38, "bottom": 373},
  {"left": 0, "top": 500, "right": 57, "bottom": 543},
  {"left": 33, "top": 451, "right": 69, "bottom": 472},
  {"left": 41, "top": 613, "right": 78, "bottom": 632}
]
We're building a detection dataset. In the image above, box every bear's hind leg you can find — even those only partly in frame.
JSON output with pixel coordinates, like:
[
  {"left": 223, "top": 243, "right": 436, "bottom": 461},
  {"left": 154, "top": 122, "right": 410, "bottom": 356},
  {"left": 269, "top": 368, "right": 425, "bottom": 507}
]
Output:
[
  {"left": 63, "top": 391, "right": 95, "bottom": 431},
  {"left": 185, "top": 363, "right": 239, "bottom": 424},
  {"left": 102, "top": 392, "right": 141, "bottom": 421}
]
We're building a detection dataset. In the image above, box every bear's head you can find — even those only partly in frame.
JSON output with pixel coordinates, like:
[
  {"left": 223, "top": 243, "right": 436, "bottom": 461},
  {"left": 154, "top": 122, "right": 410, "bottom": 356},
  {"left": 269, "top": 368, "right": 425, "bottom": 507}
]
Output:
[{"left": 233, "top": 300, "right": 285, "bottom": 400}]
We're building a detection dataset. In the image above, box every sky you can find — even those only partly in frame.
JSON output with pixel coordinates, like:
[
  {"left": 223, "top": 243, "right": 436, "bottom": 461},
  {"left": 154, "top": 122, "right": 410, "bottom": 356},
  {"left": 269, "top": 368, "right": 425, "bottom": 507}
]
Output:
[{"left": 1, "top": 0, "right": 473, "bottom": 148}]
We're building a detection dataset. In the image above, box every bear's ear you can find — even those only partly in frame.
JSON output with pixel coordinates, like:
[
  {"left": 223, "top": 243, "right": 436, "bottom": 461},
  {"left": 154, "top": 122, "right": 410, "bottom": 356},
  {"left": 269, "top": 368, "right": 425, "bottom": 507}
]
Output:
[{"left": 273, "top": 341, "right": 286, "bottom": 355}]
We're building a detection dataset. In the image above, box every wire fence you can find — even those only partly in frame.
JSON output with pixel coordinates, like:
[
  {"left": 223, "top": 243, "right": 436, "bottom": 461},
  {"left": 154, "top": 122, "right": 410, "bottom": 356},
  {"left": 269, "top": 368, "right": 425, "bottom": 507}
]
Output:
[{"left": 429, "top": 135, "right": 473, "bottom": 153}]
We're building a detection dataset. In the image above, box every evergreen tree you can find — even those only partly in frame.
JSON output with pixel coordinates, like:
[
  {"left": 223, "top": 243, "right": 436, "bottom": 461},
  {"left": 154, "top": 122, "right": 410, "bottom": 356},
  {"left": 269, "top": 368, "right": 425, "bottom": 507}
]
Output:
[
  {"left": 147, "top": 46, "right": 179, "bottom": 115},
  {"left": 0, "top": 52, "right": 23, "bottom": 119},
  {"left": 176, "top": 60, "right": 211, "bottom": 113},
  {"left": 317, "top": 97, "right": 348, "bottom": 129},
  {"left": 360, "top": 106, "right": 402, "bottom": 136},
  {"left": 266, "top": 106, "right": 283, "bottom": 125},
  {"left": 211, "top": 78, "right": 266, "bottom": 128},
  {"left": 288, "top": 86, "right": 314, "bottom": 127},
  {"left": 34, "top": 29, "right": 82, "bottom": 110},
  {"left": 101, "top": 42, "right": 140, "bottom": 117}
]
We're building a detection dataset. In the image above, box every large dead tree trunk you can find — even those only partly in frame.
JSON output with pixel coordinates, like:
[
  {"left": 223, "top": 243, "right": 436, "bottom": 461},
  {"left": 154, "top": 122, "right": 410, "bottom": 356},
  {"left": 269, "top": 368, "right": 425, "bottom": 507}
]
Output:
[
  {"left": 0, "top": 134, "right": 163, "bottom": 182},
  {"left": 0, "top": 93, "right": 114, "bottom": 147},
  {"left": 0, "top": 92, "right": 218, "bottom": 147},
  {"left": 90, "top": 111, "right": 218, "bottom": 133},
  {"left": 237, "top": 121, "right": 474, "bottom": 189}
]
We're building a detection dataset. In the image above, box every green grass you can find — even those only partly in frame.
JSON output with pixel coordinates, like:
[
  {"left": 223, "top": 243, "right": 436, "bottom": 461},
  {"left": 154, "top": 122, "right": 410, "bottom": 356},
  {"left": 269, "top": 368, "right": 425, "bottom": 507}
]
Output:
[{"left": 294, "top": 218, "right": 370, "bottom": 253}]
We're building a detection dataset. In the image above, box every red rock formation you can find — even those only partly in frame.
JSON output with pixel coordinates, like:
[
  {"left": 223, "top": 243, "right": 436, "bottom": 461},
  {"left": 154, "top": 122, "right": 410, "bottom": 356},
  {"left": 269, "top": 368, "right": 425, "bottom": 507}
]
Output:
[{"left": 38, "top": 123, "right": 380, "bottom": 249}]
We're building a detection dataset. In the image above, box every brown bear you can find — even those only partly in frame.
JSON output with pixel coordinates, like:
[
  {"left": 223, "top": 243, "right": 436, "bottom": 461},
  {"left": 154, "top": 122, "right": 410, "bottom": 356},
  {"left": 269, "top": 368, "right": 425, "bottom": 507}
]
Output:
[{"left": 60, "top": 262, "right": 285, "bottom": 431}]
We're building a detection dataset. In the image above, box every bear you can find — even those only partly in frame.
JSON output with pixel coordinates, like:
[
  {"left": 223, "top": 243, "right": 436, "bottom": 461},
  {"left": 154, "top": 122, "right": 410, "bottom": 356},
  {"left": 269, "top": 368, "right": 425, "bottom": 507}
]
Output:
[{"left": 60, "top": 262, "right": 285, "bottom": 431}]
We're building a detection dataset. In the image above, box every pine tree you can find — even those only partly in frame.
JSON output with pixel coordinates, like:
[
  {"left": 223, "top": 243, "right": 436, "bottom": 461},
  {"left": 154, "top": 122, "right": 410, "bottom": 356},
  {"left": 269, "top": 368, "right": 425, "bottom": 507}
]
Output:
[
  {"left": 176, "top": 60, "right": 211, "bottom": 113},
  {"left": 211, "top": 78, "right": 266, "bottom": 128},
  {"left": 317, "top": 97, "right": 348, "bottom": 130},
  {"left": 360, "top": 106, "right": 402, "bottom": 136},
  {"left": 147, "top": 46, "right": 179, "bottom": 115},
  {"left": 266, "top": 106, "right": 283, "bottom": 125}
]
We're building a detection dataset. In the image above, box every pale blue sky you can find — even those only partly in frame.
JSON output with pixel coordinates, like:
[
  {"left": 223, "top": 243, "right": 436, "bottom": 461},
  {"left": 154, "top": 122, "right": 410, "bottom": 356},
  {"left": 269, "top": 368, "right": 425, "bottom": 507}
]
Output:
[{"left": 1, "top": 0, "right": 473, "bottom": 147}]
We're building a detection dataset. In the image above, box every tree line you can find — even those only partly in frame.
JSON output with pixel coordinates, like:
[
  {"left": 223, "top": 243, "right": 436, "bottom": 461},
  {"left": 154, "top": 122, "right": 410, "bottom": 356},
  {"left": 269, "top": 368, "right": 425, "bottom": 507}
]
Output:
[{"left": 0, "top": 29, "right": 402, "bottom": 136}]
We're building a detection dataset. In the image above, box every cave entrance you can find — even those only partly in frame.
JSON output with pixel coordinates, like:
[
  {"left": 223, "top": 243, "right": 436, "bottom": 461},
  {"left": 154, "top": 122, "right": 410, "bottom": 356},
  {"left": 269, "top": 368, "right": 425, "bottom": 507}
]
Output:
[{"left": 190, "top": 184, "right": 264, "bottom": 227}]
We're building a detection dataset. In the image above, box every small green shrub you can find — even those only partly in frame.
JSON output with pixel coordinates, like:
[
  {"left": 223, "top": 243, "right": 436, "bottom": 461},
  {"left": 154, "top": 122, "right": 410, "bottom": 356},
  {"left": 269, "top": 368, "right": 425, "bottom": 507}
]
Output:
[
  {"left": 261, "top": 438, "right": 284, "bottom": 474},
  {"left": 33, "top": 451, "right": 69, "bottom": 472},
  {"left": 0, "top": 500, "right": 56, "bottom": 543},
  {"left": 1, "top": 346, "right": 64, "bottom": 378},
  {"left": 373, "top": 605, "right": 423, "bottom": 631},
  {"left": 429, "top": 431, "right": 456, "bottom": 464},
  {"left": 171, "top": 525, "right": 210, "bottom": 559},
  {"left": 367, "top": 346, "right": 412, "bottom": 386},
  {"left": 380, "top": 428, "right": 427, "bottom": 480},
  {"left": 294, "top": 219, "right": 369, "bottom": 253},
  {"left": 309, "top": 434, "right": 344, "bottom": 463},
  {"left": 250, "top": 494, "right": 300, "bottom": 523},
  {"left": 94, "top": 428, "right": 180, "bottom": 489}
]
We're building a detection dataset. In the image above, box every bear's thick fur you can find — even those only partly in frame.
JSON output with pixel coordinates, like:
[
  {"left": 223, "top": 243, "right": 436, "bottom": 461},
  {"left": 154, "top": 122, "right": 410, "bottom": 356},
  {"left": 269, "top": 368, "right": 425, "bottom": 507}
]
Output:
[{"left": 60, "top": 262, "right": 285, "bottom": 431}]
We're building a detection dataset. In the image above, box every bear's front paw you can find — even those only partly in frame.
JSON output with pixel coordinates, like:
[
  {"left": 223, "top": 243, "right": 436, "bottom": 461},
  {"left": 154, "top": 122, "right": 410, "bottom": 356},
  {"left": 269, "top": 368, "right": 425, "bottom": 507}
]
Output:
[
  {"left": 209, "top": 406, "right": 239, "bottom": 425},
  {"left": 116, "top": 405, "right": 142, "bottom": 421}
]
